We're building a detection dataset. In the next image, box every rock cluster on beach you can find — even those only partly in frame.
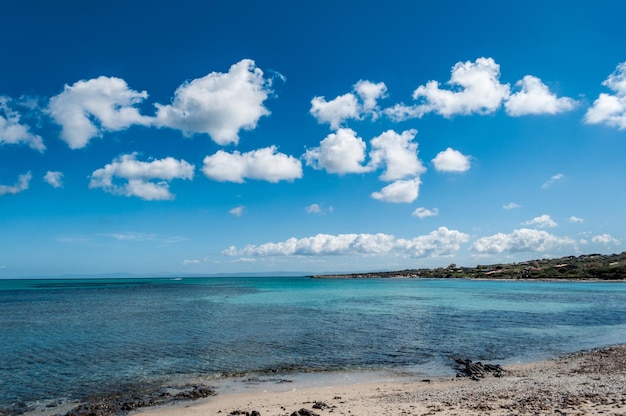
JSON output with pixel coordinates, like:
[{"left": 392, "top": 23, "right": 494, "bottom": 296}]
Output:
[
  {"left": 63, "top": 384, "right": 214, "bottom": 416},
  {"left": 451, "top": 357, "right": 504, "bottom": 380}
]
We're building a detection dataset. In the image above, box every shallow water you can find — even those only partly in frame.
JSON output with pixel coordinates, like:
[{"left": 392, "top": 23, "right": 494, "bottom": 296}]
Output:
[{"left": 1, "top": 276, "right": 625, "bottom": 414}]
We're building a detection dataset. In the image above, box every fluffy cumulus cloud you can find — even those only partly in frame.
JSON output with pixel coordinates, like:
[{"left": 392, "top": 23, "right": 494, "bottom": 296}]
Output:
[
  {"left": 386, "top": 57, "right": 510, "bottom": 121},
  {"left": 304, "top": 128, "right": 371, "bottom": 174},
  {"left": 432, "top": 148, "right": 471, "bottom": 172},
  {"left": 371, "top": 178, "right": 421, "bottom": 203},
  {"left": 368, "top": 129, "right": 426, "bottom": 181},
  {"left": 412, "top": 207, "right": 439, "bottom": 219},
  {"left": 585, "top": 62, "right": 626, "bottom": 130},
  {"left": 48, "top": 76, "right": 151, "bottom": 149},
  {"left": 472, "top": 228, "right": 573, "bottom": 254},
  {"left": 44, "top": 171, "right": 64, "bottom": 188},
  {"left": 592, "top": 234, "right": 620, "bottom": 245},
  {"left": 0, "top": 171, "right": 32, "bottom": 196},
  {"left": 224, "top": 226, "right": 468, "bottom": 258},
  {"left": 310, "top": 80, "right": 387, "bottom": 129},
  {"left": 385, "top": 57, "right": 575, "bottom": 121},
  {"left": 522, "top": 214, "right": 558, "bottom": 229},
  {"left": 155, "top": 59, "right": 274, "bottom": 145},
  {"left": 89, "top": 153, "right": 194, "bottom": 200},
  {"left": 505, "top": 75, "right": 577, "bottom": 116},
  {"left": 0, "top": 97, "right": 45, "bottom": 152},
  {"left": 202, "top": 146, "right": 302, "bottom": 183}
]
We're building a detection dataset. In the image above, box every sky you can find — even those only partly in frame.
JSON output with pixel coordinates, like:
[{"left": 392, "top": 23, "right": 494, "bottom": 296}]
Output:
[{"left": 1, "top": 0, "right": 626, "bottom": 277}]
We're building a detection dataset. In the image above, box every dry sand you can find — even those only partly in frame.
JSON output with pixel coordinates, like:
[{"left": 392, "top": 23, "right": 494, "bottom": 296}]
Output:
[{"left": 135, "top": 345, "right": 626, "bottom": 416}]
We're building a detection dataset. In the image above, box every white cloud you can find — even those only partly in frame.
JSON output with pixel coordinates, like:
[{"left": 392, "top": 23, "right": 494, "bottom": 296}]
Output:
[
  {"left": 472, "top": 228, "right": 574, "bottom": 254},
  {"left": 384, "top": 103, "right": 429, "bottom": 122},
  {"left": 304, "top": 128, "right": 371, "bottom": 174},
  {"left": 99, "top": 232, "right": 185, "bottom": 244},
  {"left": 432, "top": 147, "right": 471, "bottom": 172},
  {"left": 224, "top": 226, "right": 468, "bottom": 258},
  {"left": 522, "top": 214, "right": 558, "bottom": 229},
  {"left": 592, "top": 234, "right": 620, "bottom": 245},
  {"left": 310, "top": 80, "right": 387, "bottom": 129},
  {"left": 310, "top": 93, "right": 359, "bottom": 130},
  {"left": 155, "top": 59, "right": 274, "bottom": 145},
  {"left": 412, "top": 207, "right": 439, "bottom": 219},
  {"left": 542, "top": 173, "right": 565, "bottom": 189},
  {"left": 503, "top": 202, "right": 521, "bottom": 210},
  {"left": 305, "top": 203, "right": 321, "bottom": 214},
  {"left": 569, "top": 216, "right": 584, "bottom": 223},
  {"left": 48, "top": 76, "right": 150, "bottom": 149},
  {"left": 368, "top": 129, "right": 426, "bottom": 181},
  {"left": 305, "top": 203, "right": 333, "bottom": 215},
  {"left": 101, "top": 232, "right": 157, "bottom": 241},
  {"left": 585, "top": 62, "right": 626, "bottom": 130},
  {"left": 89, "top": 153, "right": 194, "bottom": 200},
  {"left": 182, "top": 259, "right": 203, "bottom": 266},
  {"left": 0, "top": 171, "right": 31, "bottom": 196},
  {"left": 354, "top": 80, "right": 387, "bottom": 114},
  {"left": 202, "top": 146, "right": 302, "bottom": 183},
  {"left": 505, "top": 75, "right": 577, "bottom": 116},
  {"left": 44, "top": 171, "right": 64, "bottom": 188},
  {"left": 229, "top": 206, "right": 245, "bottom": 217},
  {"left": 371, "top": 178, "right": 421, "bottom": 203},
  {"left": 410, "top": 57, "right": 510, "bottom": 118},
  {"left": 0, "top": 97, "right": 45, "bottom": 152}
]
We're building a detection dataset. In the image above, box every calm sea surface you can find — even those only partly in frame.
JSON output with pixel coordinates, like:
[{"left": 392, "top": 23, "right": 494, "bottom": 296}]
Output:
[{"left": 1, "top": 276, "right": 626, "bottom": 413}]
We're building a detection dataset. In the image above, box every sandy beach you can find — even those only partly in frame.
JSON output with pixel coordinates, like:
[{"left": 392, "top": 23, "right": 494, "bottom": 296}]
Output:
[{"left": 133, "top": 345, "right": 626, "bottom": 416}]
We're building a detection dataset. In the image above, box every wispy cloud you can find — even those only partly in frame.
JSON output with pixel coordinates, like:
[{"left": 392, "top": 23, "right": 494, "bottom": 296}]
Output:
[
  {"left": 0, "top": 97, "right": 45, "bottom": 152},
  {"left": 44, "top": 171, "right": 64, "bottom": 188},
  {"left": 592, "top": 234, "right": 620, "bottom": 245},
  {"left": 541, "top": 173, "right": 565, "bottom": 189},
  {"left": 0, "top": 171, "right": 31, "bottom": 196},
  {"left": 522, "top": 214, "right": 558, "bottom": 229},
  {"left": 412, "top": 207, "right": 439, "bottom": 219},
  {"left": 569, "top": 216, "right": 584, "bottom": 223},
  {"left": 229, "top": 206, "right": 245, "bottom": 217},
  {"left": 503, "top": 202, "right": 521, "bottom": 210}
]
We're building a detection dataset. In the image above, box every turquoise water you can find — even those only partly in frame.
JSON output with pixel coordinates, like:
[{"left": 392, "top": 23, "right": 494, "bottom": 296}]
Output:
[{"left": 1, "top": 277, "right": 625, "bottom": 414}]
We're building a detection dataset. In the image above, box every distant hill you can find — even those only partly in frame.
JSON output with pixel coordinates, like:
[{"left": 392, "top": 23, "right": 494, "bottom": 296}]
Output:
[{"left": 311, "top": 252, "right": 626, "bottom": 280}]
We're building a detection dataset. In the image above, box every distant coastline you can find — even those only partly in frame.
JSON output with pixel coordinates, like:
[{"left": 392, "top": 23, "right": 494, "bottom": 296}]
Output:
[{"left": 310, "top": 251, "right": 626, "bottom": 280}]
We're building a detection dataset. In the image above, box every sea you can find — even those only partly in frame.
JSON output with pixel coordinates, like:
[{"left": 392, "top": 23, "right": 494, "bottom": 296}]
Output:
[{"left": 1, "top": 276, "right": 626, "bottom": 414}]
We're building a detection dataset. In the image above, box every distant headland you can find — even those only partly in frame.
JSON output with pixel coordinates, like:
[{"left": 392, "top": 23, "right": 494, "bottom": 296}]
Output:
[{"left": 310, "top": 252, "right": 626, "bottom": 280}]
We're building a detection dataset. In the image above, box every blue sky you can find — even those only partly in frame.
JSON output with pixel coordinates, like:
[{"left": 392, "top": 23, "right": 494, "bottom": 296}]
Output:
[{"left": 2, "top": 0, "right": 626, "bottom": 277}]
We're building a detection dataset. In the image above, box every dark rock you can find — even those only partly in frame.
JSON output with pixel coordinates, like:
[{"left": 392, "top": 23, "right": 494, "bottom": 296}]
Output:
[
  {"left": 452, "top": 357, "right": 504, "bottom": 380},
  {"left": 312, "top": 401, "right": 329, "bottom": 409},
  {"left": 290, "top": 409, "right": 320, "bottom": 416},
  {"left": 64, "top": 384, "right": 215, "bottom": 416}
]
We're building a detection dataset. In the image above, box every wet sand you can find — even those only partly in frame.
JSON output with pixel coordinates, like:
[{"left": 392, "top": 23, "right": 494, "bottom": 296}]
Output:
[{"left": 134, "top": 344, "right": 626, "bottom": 416}]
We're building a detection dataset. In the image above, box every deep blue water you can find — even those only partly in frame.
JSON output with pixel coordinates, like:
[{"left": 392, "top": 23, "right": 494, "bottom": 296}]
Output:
[{"left": 1, "top": 276, "right": 626, "bottom": 414}]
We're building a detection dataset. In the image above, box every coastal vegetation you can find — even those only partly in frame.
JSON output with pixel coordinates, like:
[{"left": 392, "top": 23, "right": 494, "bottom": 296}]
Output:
[{"left": 311, "top": 251, "right": 626, "bottom": 280}]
